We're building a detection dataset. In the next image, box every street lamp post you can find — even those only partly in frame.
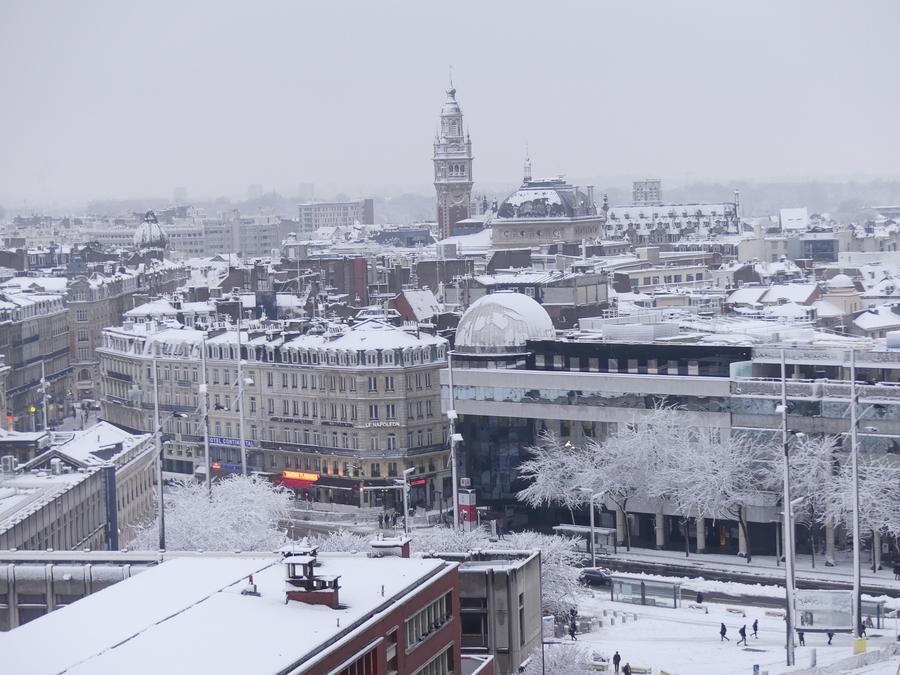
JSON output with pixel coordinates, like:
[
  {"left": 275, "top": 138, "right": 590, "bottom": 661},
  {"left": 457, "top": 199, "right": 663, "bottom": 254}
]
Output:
[
  {"left": 401, "top": 467, "right": 416, "bottom": 536},
  {"left": 577, "top": 487, "right": 603, "bottom": 567},
  {"left": 778, "top": 349, "right": 797, "bottom": 667},
  {"left": 153, "top": 356, "right": 165, "bottom": 551},
  {"left": 447, "top": 352, "right": 460, "bottom": 530},
  {"left": 849, "top": 349, "right": 862, "bottom": 639}
]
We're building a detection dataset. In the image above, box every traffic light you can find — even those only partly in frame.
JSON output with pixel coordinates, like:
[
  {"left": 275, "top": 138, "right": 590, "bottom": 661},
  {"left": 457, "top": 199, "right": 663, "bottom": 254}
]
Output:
[{"left": 27, "top": 405, "right": 37, "bottom": 414}]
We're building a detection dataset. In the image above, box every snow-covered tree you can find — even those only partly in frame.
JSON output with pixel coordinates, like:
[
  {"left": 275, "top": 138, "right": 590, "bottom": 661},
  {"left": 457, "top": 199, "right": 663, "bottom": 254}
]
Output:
[
  {"left": 131, "top": 475, "right": 292, "bottom": 551},
  {"left": 522, "top": 643, "right": 595, "bottom": 675},
  {"left": 788, "top": 434, "right": 841, "bottom": 567},
  {"left": 313, "top": 528, "right": 371, "bottom": 552},
  {"left": 517, "top": 431, "right": 591, "bottom": 521},
  {"left": 825, "top": 453, "right": 900, "bottom": 566}
]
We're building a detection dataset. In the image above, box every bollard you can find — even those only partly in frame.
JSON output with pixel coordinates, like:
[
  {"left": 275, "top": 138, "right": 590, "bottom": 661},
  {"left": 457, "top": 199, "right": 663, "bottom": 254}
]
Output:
[{"left": 808, "top": 648, "right": 816, "bottom": 668}]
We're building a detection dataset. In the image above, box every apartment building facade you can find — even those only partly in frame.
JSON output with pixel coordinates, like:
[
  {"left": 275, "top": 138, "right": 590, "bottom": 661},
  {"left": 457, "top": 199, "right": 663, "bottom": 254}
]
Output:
[{"left": 98, "top": 319, "right": 450, "bottom": 507}]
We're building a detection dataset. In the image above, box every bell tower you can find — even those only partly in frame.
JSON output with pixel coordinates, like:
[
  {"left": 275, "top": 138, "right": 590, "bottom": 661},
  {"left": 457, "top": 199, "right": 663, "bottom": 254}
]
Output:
[{"left": 433, "top": 82, "right": 474, "bottom": 240}]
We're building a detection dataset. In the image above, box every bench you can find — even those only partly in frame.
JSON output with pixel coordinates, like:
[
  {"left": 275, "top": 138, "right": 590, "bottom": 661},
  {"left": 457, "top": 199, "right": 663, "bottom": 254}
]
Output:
[
  {"left": 727, "top": 607, "right": 746, "bottom": 617},
  {"left": 765, "top": 610, "right": 785, "bottom": 618},
  {"left": 590, "top": 663, "right": 608, "bottom": 672},
  {"left": 630, "top": 667, "right": 652, "bottom": 674}
]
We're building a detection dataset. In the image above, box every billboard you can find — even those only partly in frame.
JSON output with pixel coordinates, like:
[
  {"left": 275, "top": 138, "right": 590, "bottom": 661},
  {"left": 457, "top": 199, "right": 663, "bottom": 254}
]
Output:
[{"left": 794, "top": 590, "right": 853, "bottom": 632}]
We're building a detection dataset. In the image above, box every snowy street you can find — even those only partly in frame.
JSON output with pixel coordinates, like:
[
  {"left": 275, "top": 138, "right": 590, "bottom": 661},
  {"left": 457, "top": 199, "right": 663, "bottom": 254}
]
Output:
[{"left": 596, "top": 545, "right": 900, "bottom": 598}]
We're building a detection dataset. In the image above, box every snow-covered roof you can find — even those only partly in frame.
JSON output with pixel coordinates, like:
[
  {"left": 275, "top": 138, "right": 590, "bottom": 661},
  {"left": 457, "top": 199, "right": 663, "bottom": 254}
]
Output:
[
  {"left": 826, "top": 273, "right": 855, "bottom": 289},
  {"left": 399, "top": 288, "right": 441, "bottom": 321},
  {"left": 726, "top": 287, "right": 767, "bottom": 306},
  {"left": 46, "top": 422, "right": 151, "bottom": 467},
  {"left": 760, "top": 283, "right": 818, "bottom": 305},
  {"left": 762, "top": 302, "right": 812, "bottom": 319},
  {"left": 810, "top": 299, "right": 845, "bottom": 318},
  {"left": 0, "top": 554, "right": 454, "bottom": 675},
  {"left": 124, "top": 299, "right": 178, "bottom": 318},
  {"left": 0, "top": 276, "right": 68, "bottom": 293},
  {"left": 853, "top": 305, "right": 900, "bottom": 332}
]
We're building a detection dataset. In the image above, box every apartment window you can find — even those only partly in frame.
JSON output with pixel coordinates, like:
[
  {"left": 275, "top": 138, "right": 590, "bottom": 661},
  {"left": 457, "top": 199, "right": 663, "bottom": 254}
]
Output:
[
  {"left": 349, "top": 378, "right": 356, "bottom": 392},
  {"left": 266, "top": 372, "right": 274, "bottom": 388},
  {"left": 425, "top": 372, "right": 431, "bottom": 387},
  {"left": 388, "top": 462, "right": 398, "bottom": 477},
  {"left": 77, "top": 347, "right": 90, "bottom": 361},
  {"left": 461, "top": 597, "right": 488, "bottom": 649},
  {"left": 281, "top": 373, "right": 288, "bottom": 388},
  {"left": 407, "top": 431, "right": 413, "bottom": 448},
  {"left": 268, "top": 399, "right": 275, "bottom": 414},
  {"left": 291, "top": 373, "right": 298, "bottom": 389},
  {"left": 371, "top": 462, "right": 381, "bottom": 477},
  {"left": 76, "top": 310, "right": 88, "bottom": 322},
  {"left": 385, "top": 403, "right": 396, "bottom": 420},
  {"left": 213, "top": 369, "right": 220, "bottom": 385},
  {"left": 369, "top": 404, "right": 379, "bottom": 420},
  {"left": 385, "top": 375, "right": 395, "bottom": 391},
  {"left": 411, "top": 645, "right": 453, "bottom": 675},
  {"left": 283, "top": 400, "right": 290, "bottom": 415},
  {"left": 250, "top": 397, "right": 257, "bottom": 413},
  {"left": 387, "top": 433, "right": 397, "bottom": 450},
  {"left": 426, "top": 400, "right": 433, "bottom": 417},
  {"left": 368, "top": 376, "right": 377, "bottom": 392},
  {"left": 351, "top": 405, "right": 358, "bottom": 421},
  {"left": 76, "top": 328, "right": 89, "bottom": 342},
  {"left": 405, "top": 592, "right": 452, "bottom": 652},
  {"left": 301, "top": 374, "right": 307, "bottom": 389}
]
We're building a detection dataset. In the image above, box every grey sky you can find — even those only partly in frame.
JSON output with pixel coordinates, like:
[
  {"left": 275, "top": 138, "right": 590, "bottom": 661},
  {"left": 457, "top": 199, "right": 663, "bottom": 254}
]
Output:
[{"left": 1, "top": 0, "right": 898, "bottom": 205}]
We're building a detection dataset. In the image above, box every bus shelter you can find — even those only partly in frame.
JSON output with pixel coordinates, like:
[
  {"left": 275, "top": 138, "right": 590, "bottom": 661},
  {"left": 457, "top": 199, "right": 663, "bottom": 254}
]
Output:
[{"left": 610, "top": 574, "right": 681, "bottom": 609}]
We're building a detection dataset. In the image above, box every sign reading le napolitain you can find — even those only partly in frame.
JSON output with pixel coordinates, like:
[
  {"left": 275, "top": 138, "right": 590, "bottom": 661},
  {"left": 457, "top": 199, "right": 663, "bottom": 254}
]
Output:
[{"left": 794, "top": 590, "right": 853, "bottom": 632}]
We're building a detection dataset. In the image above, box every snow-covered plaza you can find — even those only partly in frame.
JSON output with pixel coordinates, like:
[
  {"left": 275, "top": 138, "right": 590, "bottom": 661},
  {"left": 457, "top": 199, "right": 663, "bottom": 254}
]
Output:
[{"left": 565, "top": 584, "right": 899, "bottom": 675}]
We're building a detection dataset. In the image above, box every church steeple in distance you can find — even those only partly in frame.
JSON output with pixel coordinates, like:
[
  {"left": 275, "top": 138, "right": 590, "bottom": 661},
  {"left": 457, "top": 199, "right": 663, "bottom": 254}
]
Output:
[{"left": 433, "top": 78, "right": 474, "bottom": 241}]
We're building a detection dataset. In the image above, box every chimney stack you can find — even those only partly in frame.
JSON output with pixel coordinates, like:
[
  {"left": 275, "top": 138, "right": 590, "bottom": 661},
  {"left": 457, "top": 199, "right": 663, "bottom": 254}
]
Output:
[{"left": 282, "top": 547, "right": 342, "bottom": 609}]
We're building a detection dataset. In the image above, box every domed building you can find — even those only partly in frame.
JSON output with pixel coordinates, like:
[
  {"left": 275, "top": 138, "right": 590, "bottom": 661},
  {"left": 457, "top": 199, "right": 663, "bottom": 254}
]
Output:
[
  {"left": 455, "top": 291, "right": 556, "bottom": 356},
  {"left": 489, "top": 157, "right": 606, "bottom": 249},
  {"left": 133, "top": 211, "right": 169, "bottom": 256},
  {"left": 821, "top": 272, "right": 860, "bottom": 316}
]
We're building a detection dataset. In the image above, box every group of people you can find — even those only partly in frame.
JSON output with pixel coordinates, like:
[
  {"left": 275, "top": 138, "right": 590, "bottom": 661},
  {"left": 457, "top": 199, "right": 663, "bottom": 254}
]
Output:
[
  {"left": 720, "top": 620, "right": 760, "bottom": 645},
  {"left": 376, "top": 511, "right": 402, "bottom": 529},
  {"left": 565, "top": 610, "right": 634, "bottom": 675}
]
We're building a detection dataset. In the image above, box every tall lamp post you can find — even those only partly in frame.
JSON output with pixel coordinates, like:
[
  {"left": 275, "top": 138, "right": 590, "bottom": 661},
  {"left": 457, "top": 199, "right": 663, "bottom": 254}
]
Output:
[
  {"left": 446, "top": 351, "right": 460, "bottom": 530},
  {"left": 778, "top": 349, "right": 797, "bottom": 667},
  {"left": 401, "top": 466, "right": 417, "bottom": 535},
  {"left": 151, "top": 355, "right": 193, "bottom": 550},
  {"left": 577, "top": 487, "right": 603, "bottom": 568},
  {"left": 849, "top": 349, "right": 862, "bottom": 639}
]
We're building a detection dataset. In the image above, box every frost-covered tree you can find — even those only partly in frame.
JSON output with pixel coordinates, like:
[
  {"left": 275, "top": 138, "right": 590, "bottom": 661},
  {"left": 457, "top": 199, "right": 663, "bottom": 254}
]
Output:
[
  {"left": 313, "top": 528, "right": 371, "bottom": 552},
  {"left": 314, "top": 525, "right": 582, "bottom": 616},
  {"left": 131, "top": 475, "right": 292, "bottom": 551},
  {"left": 825, "top": 454, "right": 900, "bottom": 568},
  {"left": 517, "top": 431, "right": 591, "bottom": 521},
  {"left": 522, "top": 643, "right": 595, "bottom": 675},
  {"left": 788, "top": 434, "right": 841, "bottom": 567}
]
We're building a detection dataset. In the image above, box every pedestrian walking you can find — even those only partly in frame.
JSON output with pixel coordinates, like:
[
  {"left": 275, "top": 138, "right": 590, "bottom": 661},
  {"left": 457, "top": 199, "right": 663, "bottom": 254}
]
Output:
[
  {"left": 798, "top": 630, "right": 805, "bottom": 646},
  {"left": 752, "top": 619, "right": 758, "bottom": 638},
  {"left": 622, "top": 664, "right": 632, "bottom": 675},
  {"left": 378, "top": 513, "right": 384, "bottom": 529},
  {"left": 737, "top": 625, "right": 748, "bottom": 646},
  {"left": 720, "top": 623, "right": 729, "bottom": 641},
  {"left": 827, "top": 632, "right": 834, "bottom": 645},
  {"left": 612, "top": 651, "right": 621, "bottom": 674},
  {"left": 568, "top": 619, "right": 577, "bottom": 641},
  {"left": 696, "top": 591, "right": 704, "bottom": 604},
  {"left": 893, "top": 562, "right": 900, "bottom": 581}
]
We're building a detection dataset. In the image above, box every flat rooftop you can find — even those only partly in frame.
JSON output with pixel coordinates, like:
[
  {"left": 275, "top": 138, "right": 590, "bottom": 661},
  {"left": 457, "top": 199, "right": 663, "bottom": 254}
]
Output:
[{"left": 0, "top": 553, "right": 454, "bottom": 675}]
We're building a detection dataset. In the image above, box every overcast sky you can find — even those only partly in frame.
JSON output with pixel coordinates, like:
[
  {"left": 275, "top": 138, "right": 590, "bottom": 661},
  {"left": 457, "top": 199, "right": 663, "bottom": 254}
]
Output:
[{"left": 1, "top": 0, "right": 898, "bottom": 206}]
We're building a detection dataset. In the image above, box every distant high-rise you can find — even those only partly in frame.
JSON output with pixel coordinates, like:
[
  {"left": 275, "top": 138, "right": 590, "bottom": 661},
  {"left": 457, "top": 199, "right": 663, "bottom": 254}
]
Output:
[
  {"left": 433, "top": 83, "right": 474, "bottom": 240},
  {"left": 632, "top": 179, "right": 662, "bottom": 206}
]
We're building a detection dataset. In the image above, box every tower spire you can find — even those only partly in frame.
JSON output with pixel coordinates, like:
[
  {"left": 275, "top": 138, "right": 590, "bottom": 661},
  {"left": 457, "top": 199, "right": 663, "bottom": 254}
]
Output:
[
  {"left": 449, "top": 64, "right": 454, "bottom": 90},
  {"left": 523, "top": 144, "right": 532, "bottom": 182}
]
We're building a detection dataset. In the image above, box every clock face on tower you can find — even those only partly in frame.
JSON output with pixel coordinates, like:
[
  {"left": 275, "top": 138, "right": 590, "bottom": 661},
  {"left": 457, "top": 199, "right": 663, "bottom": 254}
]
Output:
[{"left": 450, "top": 191, "right": 467, "bottom": 206}]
